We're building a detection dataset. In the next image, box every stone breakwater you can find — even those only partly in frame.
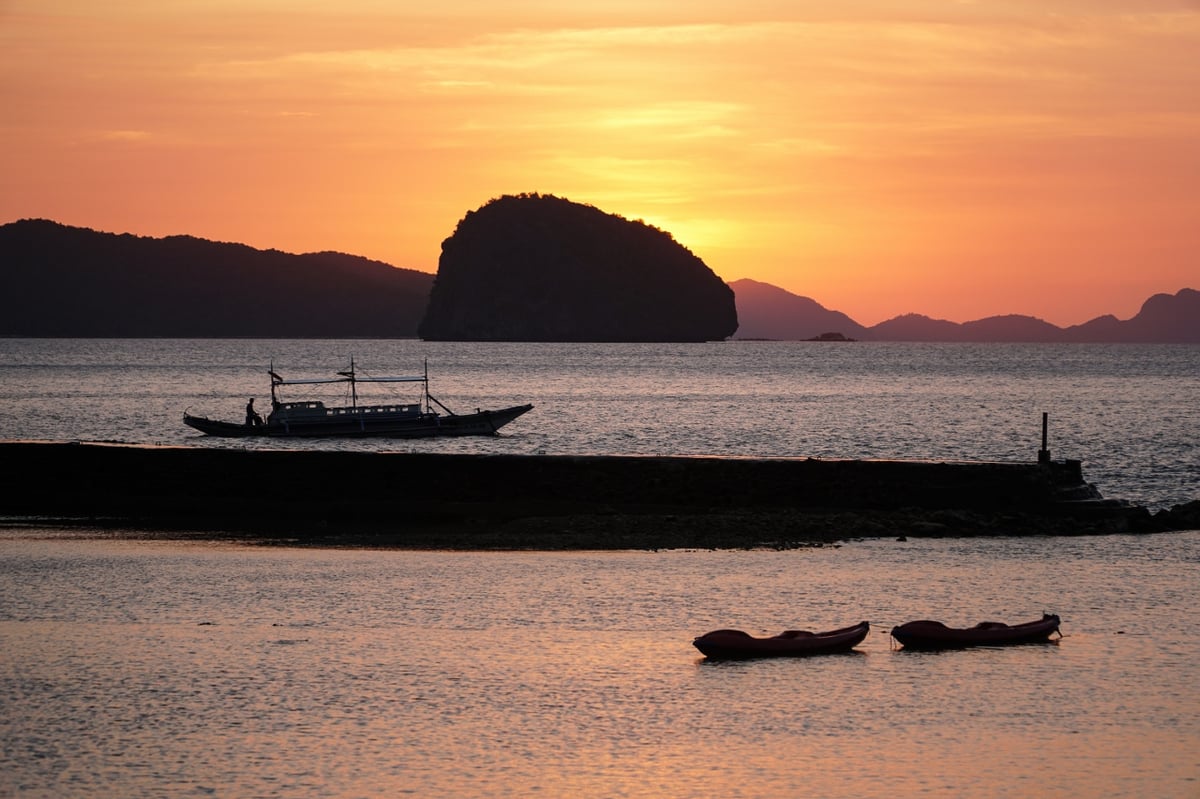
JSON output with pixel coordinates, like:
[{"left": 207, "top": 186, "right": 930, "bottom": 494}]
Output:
[{"left": 1, "top": 441, "right": 1196, "bottom": 549}]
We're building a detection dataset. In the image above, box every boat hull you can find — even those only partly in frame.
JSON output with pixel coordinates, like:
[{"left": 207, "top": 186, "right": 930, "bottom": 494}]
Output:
[
  {"left": 183, "top": 404, "right": 533, "bottom": 439},
  {"left": 693, "top": 621, "right": 870, "bottom": 659},
  {"left": 890, "top": 614, "right": 1061, "bottom": 650}
]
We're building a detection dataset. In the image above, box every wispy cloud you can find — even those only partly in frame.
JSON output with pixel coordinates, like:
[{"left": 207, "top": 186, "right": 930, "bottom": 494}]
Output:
[{"left": 98, "top": 129, "right": 152, "bottom": 141}]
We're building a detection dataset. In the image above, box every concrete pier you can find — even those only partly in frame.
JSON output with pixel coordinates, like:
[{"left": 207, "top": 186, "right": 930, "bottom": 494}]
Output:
[{"left": 0, "top": 441, "right": 1193, "bottom": 548}]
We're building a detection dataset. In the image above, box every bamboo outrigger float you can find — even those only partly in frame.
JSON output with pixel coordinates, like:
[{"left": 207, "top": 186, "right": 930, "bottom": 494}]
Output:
[{"left": 183, "top": 359, "right": 533, "bottom": 438}]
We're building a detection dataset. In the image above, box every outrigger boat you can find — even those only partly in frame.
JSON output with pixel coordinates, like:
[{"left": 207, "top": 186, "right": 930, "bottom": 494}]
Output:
[
  {"left": 692, "top": 621, "right": 870, "bottom": 659},
  {"left": 183, "top": 359, "right": 533, "bottom": 438}
]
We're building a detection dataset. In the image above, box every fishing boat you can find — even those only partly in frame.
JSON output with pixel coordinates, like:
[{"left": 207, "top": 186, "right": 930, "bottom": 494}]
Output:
[
  {"left": 890, "top": 613, "right": 1061, "bottom": 650},
  {"left": 183, "top": 359, "right": 533, "bottom": 438},
  {"left": 692, "top": 621, "right": 870, "bottom": 659}
]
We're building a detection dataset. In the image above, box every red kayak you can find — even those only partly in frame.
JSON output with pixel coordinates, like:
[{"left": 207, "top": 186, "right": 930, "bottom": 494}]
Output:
[
  {"left": 890, "top": 613, "right": 1061, "bottom": 650},
  {"left": 693, "top": 621, "right": 870, "bottom": 659}
]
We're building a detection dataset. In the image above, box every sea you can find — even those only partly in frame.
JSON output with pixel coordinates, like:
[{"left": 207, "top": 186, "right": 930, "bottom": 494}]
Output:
[{"left": 1, "top": 338, "right": 1198, "bottom": 798}]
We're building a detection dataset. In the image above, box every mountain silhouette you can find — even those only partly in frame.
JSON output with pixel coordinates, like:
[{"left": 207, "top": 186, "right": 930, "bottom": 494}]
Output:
[
  {"left": 1061, "top": 289, "right": 1200, "bottom": 342},
  {"left": 1, "top": 218, "right": 1194, "bottom": 342},
  {"left": 731, "top": 280, "right": 1199, "bottom": 343},
  {"left": 869, "top": 312, "right": 1064, "bottom": 343},
  {"left": 419, "top": 194, "right": 737, "bottom": 342},
  {"left": 0, "top": 219, "right": 432, "bottom": 337},
  {"left": 866, "top": 313, "right": 965, "bottom": 342},
  {"left": 729, "top": 279, "right": 868, "bottom": 340}
]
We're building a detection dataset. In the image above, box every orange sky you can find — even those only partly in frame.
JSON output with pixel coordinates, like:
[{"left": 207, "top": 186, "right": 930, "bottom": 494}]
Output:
[{"left": 3, "top": 1, "right": 1198, "bottom": 326}]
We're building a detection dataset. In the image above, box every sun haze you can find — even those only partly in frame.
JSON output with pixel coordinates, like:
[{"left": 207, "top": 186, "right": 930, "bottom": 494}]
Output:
[{"left": 3, "top": 0, "right": 1197, "bottom": 326}]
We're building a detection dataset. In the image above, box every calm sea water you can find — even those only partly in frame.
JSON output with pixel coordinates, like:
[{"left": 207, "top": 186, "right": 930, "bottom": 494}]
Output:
[
  {"left": 0, "top": 338, "right": 1197, "bottom": 507},
  {"left": 1, "top": 532, "right": 1197, "bottom": 798},
  {"left": 1, "top": 340, "right": 1198, "bottom": 797}
]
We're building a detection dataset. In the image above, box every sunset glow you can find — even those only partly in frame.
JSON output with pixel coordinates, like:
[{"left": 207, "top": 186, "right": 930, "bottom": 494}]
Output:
[{"left": 3, "top": 1, "right": 1197, "bottom": 325}]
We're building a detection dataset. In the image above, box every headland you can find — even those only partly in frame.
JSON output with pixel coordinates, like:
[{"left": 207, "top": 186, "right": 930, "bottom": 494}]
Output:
[{"left": 2, "top": 441, "right": 1195, "bottom": 549}]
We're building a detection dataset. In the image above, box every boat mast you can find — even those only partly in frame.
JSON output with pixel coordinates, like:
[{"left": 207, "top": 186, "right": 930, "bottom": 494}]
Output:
[
  {"left": 337, "top": 358, "right": 358, "bottom": 409},
  {"left": 422, "top": 358, "right": 457, "bottom": 416},
  {"left": 268, "top": 361, "right": 281, "bottom": 408}
]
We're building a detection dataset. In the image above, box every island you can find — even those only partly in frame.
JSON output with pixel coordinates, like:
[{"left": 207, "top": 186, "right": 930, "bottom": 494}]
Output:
[{"left": 418, "top": 193, "right": 739, "bottom": 342}]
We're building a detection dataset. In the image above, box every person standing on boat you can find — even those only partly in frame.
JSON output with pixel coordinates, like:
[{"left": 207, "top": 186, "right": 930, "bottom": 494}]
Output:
[{"left": 245, "top": 398, "right": 263, "bottom": 427}]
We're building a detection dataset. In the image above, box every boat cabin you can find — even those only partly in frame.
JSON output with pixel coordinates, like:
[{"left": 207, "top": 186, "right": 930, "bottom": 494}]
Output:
[{"left": 269, "top": 400, "right": 426, "bottom": 422}]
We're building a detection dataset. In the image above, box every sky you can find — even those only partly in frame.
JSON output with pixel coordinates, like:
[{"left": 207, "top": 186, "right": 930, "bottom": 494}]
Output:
[{"left": 2, "top": 1, "right": 1198, "bottom": 326}]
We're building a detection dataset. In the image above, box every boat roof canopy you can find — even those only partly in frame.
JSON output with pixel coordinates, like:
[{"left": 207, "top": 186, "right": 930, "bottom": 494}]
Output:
[
  {"left": 271, "top": 375, "right": 426, "bottom": 386},
  {"left": 269, "top": 359, "right": 429, "bottom": 387}
]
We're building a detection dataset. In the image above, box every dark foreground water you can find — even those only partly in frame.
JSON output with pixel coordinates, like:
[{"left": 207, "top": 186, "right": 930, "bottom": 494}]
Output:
[
  {"left": 0, "top": 339, "right": 1197, "bottom": 507},
  {"left": 1, "top": 531, "right": 1197, "bottom": 798}
]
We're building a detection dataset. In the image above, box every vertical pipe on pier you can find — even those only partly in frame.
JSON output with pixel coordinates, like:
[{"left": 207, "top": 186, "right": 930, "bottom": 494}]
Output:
[{"left": 1038, "top": 412, "right": 1051, "bottom": 463}]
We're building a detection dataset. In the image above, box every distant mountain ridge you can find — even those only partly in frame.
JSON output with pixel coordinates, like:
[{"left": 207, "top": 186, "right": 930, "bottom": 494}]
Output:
[
  {"left": 731, "top": 278, "right": 1200, "bottom": 343},
  {"left": 0, "top": 219, "right": 433, "bottom": 337},
  {"left": 1, "top": 219, "right": 1195, "bottom": 342}
]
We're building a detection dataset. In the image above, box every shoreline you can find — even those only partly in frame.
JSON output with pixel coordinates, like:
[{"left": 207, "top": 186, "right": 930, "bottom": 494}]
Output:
[{"left": 2, "top": 440, "right": 1196, "bottom": 550}]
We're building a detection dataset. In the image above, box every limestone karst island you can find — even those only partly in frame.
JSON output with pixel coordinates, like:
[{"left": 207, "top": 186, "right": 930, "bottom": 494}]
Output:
[{"left": 419, "top": 193, "right": 738, "bottom": 342}]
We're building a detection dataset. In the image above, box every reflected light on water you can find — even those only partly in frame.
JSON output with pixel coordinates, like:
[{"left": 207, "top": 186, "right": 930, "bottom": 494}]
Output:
[{"left": 1, "top": 534, "right": 1198, "bottom": 798}]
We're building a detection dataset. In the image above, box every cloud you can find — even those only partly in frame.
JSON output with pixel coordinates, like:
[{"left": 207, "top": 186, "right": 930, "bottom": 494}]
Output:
[{"left": 98, "top": 130, "right": 152, "bottom": 141}]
